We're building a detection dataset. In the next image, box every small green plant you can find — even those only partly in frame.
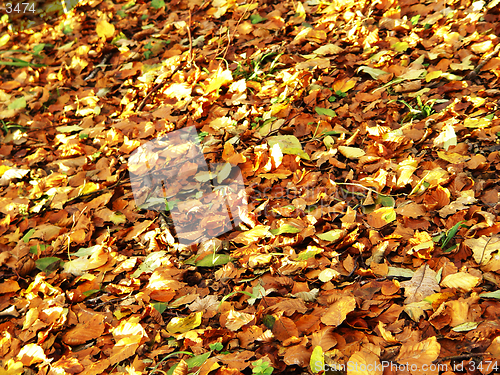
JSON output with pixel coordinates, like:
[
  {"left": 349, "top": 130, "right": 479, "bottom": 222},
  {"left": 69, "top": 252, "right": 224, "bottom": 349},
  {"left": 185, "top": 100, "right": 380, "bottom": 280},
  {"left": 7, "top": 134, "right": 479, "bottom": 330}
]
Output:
[
  {"left": 398, "top": 96, "right": 446, "bottom": 123},
  {"left": 328, "top": 89, "right": 348, "bottom": 102},
  {"left": 252, "top": 359, "right": 274, "bottom": 375},
  {"left": 0, "top": 45, "right": 46, "bottom": 68},
  {"left": 151, "top": 0, "right": 165, "bottom": 9},
  {"left": 209, "top": 342, "right": 223, "bottom": 351},
  {"left": 233, "top": 51, "right": 284, "bottom": 82},
  {"left": 144, "top": 42, "right": 153, "bottom": 59},
  {"left": 433, "top": 221, "right": 469, "bottom": 252},
  {"left": 0, "top": 120, "right": 27, "bottom": 135}
]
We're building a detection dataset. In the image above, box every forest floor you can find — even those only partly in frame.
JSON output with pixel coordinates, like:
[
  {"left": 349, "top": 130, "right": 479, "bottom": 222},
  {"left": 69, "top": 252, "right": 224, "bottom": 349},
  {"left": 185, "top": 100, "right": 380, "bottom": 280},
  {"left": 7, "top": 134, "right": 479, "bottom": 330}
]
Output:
[{"left": 1, "top": 0, "right": 500, "bottom": 374}]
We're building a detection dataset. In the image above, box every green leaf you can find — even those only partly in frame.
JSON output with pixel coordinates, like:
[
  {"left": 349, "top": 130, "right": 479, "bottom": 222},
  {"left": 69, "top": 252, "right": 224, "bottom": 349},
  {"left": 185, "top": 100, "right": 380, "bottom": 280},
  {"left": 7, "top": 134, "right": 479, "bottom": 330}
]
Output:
[
  {"left": 270, "top": 224, "right": 302, "bottom": 235},
  {"left": 151, "top": 0, "right": 165, "bottom": 9},
  {"left": 195, "top": 253, "right": 233, "bottom": 267},
  {"left": 152, "top": 302, "right": 168, "bottom": 314},
  {"left": 131, "top": 251, "right": 167, "bottom": 278},
  {"left": 62, "top": 25, "right": 73, "bottom": 35},
  {"left": 442, "top": 221, "right": 467, "bottom": 249},
  {"left": 480, "top": 290, "right": 500, "bottom": 299},
  {"left": 262, "top": 314, "right": 275, "bottom": 329},
  {"left": 250, "top": 14, "right": 267, "bottom": 24},
  {"left": 375, "top": 194, "right": 395, "bottom": 207},
  {"left": 82, "top": 289, "right": 100, "bottom": 297},
  {"left": 296, "top": 247, "right": 323, "bottom": 261},
  {"left": 411, "top": 15, "right": 420, "bottom": 25},
  {"left": 35, "top": 257, "right": 61, "bottom": 273},
  {"left": 32, "top": 44, "right": 45, "bottom": 56},
  {"left": 320, "top": 130, "right": 344, "bottom": 136},
  {"left": 8, "top": 97, "right": 26, "bottom": 110},
  {"left": 317, "top": 229, "right": 344, "bottom": 242},
  {"left": 252, "top": 359, "right": 273, "bottom": 375},
  {"left": 23, "top": 228, "right": 36, "bottom": 243},
  {"left": 30, "top": 244, "right": 47, "bottom": 254},
  {"left": 166, "top": 352, "right": 211, "bottom": 375},
  {"left": 267, "top": 135, "right": 310, "bottom": 160},
  {"left": 315, "top": 107, "right": 337, "bottom": 117},
  {"left": 209, "top": 342, "right": 223, "bottom": 351}
]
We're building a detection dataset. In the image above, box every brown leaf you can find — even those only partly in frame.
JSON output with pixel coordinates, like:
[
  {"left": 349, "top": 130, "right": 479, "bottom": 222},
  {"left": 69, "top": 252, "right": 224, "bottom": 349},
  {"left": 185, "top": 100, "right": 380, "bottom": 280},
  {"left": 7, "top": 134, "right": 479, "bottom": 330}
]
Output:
[
  {"left": 272, "top": 316, "right": 298, "bottom": 342},
  {"left": 283, "top": 344, "right": 311, "bottom": 367},
  {"left": 321, "top": 295, "right": 356, "bottom": 327},
  {"left": 62, "top": 314, "right": 105, "bottom": 346},
  {"left": 396, "top": 336, "right": 440, "bottom": 373},
  {"left": 400, "top": 265, "right": 440, "bottom": 304}
]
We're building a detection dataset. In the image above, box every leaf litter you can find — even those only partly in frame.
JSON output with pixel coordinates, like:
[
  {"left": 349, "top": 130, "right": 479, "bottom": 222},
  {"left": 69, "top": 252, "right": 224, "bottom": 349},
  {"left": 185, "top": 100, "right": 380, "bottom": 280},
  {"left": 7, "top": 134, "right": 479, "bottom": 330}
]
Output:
[{"left": 1, "top": 0, "right": 500, "bottom": 374}]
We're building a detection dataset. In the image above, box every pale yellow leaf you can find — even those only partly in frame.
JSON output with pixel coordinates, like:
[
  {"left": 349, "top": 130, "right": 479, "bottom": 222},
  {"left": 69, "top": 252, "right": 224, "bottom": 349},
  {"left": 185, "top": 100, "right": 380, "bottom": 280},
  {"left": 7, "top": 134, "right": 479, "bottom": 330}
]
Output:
[
  {"left": 338, "top": 146, "right": 366, "bottom": 159},
  {"left": 440, "top": 272, "right": 480, "bottom": 292}
]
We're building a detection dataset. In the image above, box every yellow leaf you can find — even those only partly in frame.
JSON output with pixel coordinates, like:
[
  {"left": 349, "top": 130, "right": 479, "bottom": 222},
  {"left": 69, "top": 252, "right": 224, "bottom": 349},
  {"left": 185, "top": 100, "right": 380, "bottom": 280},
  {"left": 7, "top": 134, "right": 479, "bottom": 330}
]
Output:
[
  {"left": 318, "top": 268, "right": 340, "bottom": 283},
  {"left": 167, "top": 312, "right": 203, "bottom": 334},
  {"left": 463, "top": 117, "right": 491, "bottom": 128},
  {"left": 440, "top": 272, "right": 480, "bottom": 292},
  {"left": 0, "top": 165, "right": 11, "bottom": 177},
  {"left": 310, "top": 346, "right": 324, "bottom": 373},
  {"left": 80, "top": 182, "right": 100, "bottom": 195},
  {"left": 205, "top": 69, "right": 233, "bottom": 94},
  {"left": 0, "top": 359, "right": 23, "bottom": 375},
  {"left": 425, "top": 70, "right": 442, "bottom": 82},
  {"left": 17, "top": 343, "right": 48, "bottom": 366},
  {"left": 436, "top": 151, "right": 470, "bottom": 164},
  {"left": 232, "top": 225, "right": 270, "bottom": 245},
  {"left": 333, "top": 78, "right": 356, "bottom": 93},
  {"left": 320, "top": 295, "right": 356, "bottom": 327},
  {"left": 313, "top": 44, "right": 343, "bottom": 55},
  {"left": 96, "top": 20, "right": 115, "bottom": 39},
  {"left": 337, "top": 146, "right": 365, "bottom": 159},
  {"left": 0, "top": 34, "right": 10, "bottom": 48},
  {"left": 393, "top": 41, "right": 409, "bottom": 52}
]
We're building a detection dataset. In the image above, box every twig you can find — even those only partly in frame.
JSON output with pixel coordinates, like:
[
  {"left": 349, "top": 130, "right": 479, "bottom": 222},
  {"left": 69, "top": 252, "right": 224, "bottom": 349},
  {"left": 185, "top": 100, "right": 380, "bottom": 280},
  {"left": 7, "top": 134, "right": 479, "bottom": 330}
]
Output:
[
  {"left": 136, "top": 80, "right": 168, "bottom": 112},
  {"left": 84, "top": 51, "right": 114, "bottom": 81},
  {"left": 334, "top": 182, "right": 406, "bottom": 197},
  {"left": 466, "top": 42, "right": 500, "bottom": 81},
  {"left": 187, "top": 10, "right": 193, "bottom": 68},
  {"left": 434, "top": 352, "right": 491, "bottom": 364},
  {"left": 136, "top": 62, "right": 183, "bottom": 112},
  {"left": 218, "top": 0, "right": 255, "bottom": 66},
  {"left": 63, "top": 173, "right": 129, "bottom": 206}
]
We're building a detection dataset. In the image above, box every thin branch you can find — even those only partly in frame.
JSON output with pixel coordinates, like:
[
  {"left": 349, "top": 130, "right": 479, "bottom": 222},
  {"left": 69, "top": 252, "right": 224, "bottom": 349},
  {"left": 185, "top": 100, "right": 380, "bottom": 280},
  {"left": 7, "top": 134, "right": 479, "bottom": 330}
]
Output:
[{"left": 434, "top": 352, "right": 491, "bottom": 364}]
